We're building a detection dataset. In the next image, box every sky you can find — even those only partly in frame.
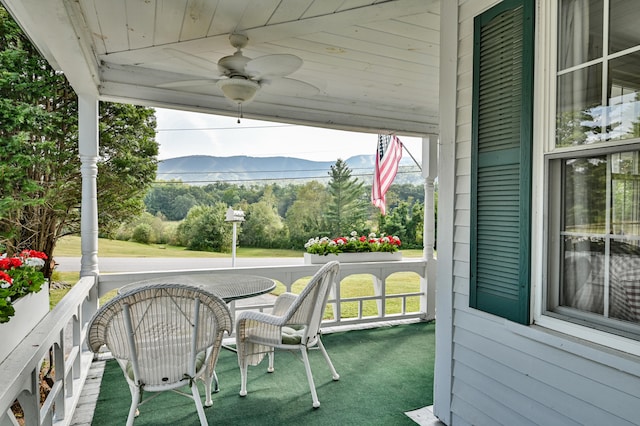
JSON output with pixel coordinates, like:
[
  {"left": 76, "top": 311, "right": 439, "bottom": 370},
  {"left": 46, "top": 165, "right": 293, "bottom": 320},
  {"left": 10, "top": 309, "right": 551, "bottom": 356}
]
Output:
[{"left": 154, "top": 108, "right": 423, "bottom": 164}]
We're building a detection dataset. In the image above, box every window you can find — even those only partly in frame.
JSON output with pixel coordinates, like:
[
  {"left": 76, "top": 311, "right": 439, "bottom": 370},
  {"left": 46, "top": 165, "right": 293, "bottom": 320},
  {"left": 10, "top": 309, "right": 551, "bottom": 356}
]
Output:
[{"left": 546, "top": 0, "right": 640, "bottom": 339}]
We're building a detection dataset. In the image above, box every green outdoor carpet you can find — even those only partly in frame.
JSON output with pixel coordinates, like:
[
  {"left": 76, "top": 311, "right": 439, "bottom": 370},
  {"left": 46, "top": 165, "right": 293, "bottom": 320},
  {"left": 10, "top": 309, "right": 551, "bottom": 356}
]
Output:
[{"left": 92, "top": 321, "right": 435, "bottom": 425}]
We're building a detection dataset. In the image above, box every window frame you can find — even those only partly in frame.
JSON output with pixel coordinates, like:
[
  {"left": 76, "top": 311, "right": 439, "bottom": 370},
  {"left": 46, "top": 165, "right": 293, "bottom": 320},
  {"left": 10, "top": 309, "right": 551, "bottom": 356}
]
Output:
[{"left": 533, "top": 0, "right": 640, "bottom": 356}]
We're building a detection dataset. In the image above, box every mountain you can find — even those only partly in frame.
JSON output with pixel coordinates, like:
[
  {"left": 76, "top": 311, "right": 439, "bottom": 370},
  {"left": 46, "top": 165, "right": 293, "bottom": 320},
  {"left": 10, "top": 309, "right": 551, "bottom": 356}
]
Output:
[{"left": 156, "top": 155, "right": 422, "bottom": 186}]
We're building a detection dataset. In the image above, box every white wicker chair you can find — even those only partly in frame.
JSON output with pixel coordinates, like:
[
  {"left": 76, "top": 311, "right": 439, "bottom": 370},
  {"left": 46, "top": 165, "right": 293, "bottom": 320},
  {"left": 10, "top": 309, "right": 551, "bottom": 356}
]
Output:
[
  {"left": 87, "top": 284, "right": 232, "bottom": 426},
  {"left": 236, "top": 261, "right": 340, "bottom": 408}
]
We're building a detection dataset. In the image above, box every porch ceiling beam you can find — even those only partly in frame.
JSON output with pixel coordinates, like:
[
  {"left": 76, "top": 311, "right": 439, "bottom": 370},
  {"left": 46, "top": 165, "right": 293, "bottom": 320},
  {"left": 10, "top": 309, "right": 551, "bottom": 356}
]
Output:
[{"left": 98, "top": 81, "right": 437, "bottom": 136}]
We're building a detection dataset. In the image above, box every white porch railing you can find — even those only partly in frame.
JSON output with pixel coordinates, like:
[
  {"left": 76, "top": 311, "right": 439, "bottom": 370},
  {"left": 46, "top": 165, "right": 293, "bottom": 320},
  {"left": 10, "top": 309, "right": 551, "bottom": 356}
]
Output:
[
  {"left": 0, "top": 259, "right": 432, "bottom": 426},
  {"left": 0, "top": 276, "right": 99, "bottom": 426}
]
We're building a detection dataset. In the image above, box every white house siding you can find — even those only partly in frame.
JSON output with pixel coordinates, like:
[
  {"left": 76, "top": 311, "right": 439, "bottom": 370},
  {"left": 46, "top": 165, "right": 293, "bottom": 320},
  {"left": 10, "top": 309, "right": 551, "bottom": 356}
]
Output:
[{"left": 436, "top": 0, "right": 640, "bottom": 425}]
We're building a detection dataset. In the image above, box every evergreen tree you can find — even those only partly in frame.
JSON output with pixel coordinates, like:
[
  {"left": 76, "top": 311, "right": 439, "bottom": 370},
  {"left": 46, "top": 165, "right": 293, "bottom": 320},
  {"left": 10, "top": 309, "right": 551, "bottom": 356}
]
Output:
[
  {"left": 325, "top": 159, "right": 368, "bottom": 236},
  {"left": 0, "top": 6, "right": 157, "bottom": 276}
]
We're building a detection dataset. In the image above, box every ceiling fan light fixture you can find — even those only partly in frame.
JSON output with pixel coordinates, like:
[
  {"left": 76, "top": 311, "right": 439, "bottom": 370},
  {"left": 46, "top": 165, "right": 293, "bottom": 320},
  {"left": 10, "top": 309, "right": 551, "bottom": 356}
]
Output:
[{"left": 217, "top": 78, "right": 260, "bottom": 104}]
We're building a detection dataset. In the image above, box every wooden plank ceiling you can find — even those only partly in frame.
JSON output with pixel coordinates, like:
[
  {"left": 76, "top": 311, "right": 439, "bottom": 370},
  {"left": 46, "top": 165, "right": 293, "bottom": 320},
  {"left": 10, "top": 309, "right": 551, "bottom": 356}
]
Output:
[{"left": 2, "top": 0, "right": 440, "bottom": 135}]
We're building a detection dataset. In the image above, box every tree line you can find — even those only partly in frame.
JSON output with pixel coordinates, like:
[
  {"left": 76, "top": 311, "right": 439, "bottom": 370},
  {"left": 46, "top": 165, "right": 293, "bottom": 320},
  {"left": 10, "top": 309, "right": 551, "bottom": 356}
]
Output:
[{"left": 119, "top": 159, "right": 432, "bottom": 252}]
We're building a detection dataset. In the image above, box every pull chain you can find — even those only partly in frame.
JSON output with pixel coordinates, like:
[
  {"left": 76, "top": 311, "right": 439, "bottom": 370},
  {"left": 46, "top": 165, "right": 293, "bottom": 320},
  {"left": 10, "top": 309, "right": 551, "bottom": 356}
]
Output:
[{"left": 237, "top": 103, "right": 244, "bottom": 124}]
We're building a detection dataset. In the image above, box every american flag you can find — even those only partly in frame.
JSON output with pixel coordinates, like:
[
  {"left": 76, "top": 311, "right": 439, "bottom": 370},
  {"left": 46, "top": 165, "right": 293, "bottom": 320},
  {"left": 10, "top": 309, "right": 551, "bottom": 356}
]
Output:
[{"left": 371, "top": 134, "right": 403, "bottom": 215}]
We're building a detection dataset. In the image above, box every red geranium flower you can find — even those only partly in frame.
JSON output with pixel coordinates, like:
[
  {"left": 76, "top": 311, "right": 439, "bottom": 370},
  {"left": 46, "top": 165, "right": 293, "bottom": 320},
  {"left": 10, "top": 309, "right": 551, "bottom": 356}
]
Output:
[
  {"left": 0, "top": 257, "right": 22, "bottom": 270},
  {"left": 19, "top": 249, "right": 48, "bottom": 260},
  {"left": 0, "top": 271, "right": 12, "bottom": 285}
]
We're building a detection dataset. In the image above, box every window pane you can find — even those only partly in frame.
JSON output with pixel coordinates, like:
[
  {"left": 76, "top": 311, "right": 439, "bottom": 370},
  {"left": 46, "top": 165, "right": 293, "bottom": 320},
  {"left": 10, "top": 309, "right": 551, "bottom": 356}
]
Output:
[
  {"left": 563, "top": 157, "right": 607, "bottom": 232},
  {"left": 607, "top": 52, "right": 640, "bottom": 141},
  {"left": 609, "top": 0, "right": 640, "bottom": 54},
  {"left": 611, "top": 151, "right": 640, "bottom": 236},
  {"left": 556, "top": 65, "right": 602, "bottom": 147},
  {"left": 558, "top": 0, "right": 603, "bottom": 70},
  {"left": 562, "top": 236, "right": 604, "bottom": 315},
  {"left": 556, "top": 154, "right": 640, "bottom": 331},
  {"left": 562, "top": 237, "right": 640, "bottom": 325},
  {"left": 560, "top": 157, "right": 607, "bottom": 315}
]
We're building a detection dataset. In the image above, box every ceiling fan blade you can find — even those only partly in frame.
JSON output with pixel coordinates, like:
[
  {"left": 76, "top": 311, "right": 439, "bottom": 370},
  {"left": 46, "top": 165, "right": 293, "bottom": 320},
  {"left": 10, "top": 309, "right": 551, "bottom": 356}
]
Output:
[
  {"left": 245, "top": 54, "right": 303, "bottom": 78},
  {"left": 163, "top": 48, "right": 224, "bottom": 77},
  {"left": 261, "top": 77, "right": 320, "bottom": 96},
  {"left": 157, "top": 78, "right": 221, "bottom": 89}
]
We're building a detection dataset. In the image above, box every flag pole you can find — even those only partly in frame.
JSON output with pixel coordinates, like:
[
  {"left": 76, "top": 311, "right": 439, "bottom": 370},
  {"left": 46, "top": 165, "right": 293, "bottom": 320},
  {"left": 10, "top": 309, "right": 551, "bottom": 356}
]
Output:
[
  {"left": 397, "top": 139, "right": 422, "bottom": 172},
  {"left": 378, "top": 132, "right": 423, "bottom": 171}
]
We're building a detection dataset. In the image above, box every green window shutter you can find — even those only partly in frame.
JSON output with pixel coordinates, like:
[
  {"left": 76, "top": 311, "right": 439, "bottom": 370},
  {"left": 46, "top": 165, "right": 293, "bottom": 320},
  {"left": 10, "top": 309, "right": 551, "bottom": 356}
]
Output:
[{"left": 470, "top": 0, "right": 534, "bottom": 324}]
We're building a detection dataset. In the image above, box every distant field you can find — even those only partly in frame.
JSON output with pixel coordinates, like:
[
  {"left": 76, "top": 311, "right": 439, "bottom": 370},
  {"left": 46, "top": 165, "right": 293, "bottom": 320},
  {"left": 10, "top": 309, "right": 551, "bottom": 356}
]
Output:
[{"left": 54, "top": 236, "right": 303, "bottom": 258}]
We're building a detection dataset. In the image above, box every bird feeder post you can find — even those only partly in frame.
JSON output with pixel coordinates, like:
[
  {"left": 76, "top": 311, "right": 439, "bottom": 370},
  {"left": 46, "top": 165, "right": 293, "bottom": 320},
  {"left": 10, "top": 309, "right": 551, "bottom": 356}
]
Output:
[{"left": 225, "top": 208, "right": 245, "bottom": 267}]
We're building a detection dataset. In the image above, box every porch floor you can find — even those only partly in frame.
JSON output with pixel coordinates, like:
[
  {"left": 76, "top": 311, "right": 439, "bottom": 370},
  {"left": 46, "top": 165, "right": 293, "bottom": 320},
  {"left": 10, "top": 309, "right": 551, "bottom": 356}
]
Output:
[{"left": 72, "top": 320, "right": 441, "bottom": 425}]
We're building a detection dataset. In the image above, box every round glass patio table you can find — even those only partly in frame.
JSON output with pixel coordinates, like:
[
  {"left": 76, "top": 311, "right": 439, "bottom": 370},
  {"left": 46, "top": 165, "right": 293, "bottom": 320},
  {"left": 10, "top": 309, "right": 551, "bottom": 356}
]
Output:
[{"left": 118, "top": 273, "right": 276, "bottom": 302}]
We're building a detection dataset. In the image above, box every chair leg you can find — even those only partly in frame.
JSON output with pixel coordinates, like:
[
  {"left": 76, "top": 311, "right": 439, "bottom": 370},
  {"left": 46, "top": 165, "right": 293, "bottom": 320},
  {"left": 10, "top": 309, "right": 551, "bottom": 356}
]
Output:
[
  {"left": 239, "top": 357, "right": 248, "bottom": 397},
  {"left": 126, "top": 387, "right": 141, "bottom": 426},
  {"left": 191, "top": 382, "right": 208, "bottom": 426},
  {"left": 203, "top": 370, "right": 219, "bottom": 407},
  {"left": 213, "top": 371, "right": 220, "bottom": 392},
  {"left": 317, "top": 337, "right": 340, "bottom": 380},
  {"left": 267, "top": 348, "right": 275, "bottom": 373},
  {"left": 300, "top": 346, "right": 320, "bottom": 408}
]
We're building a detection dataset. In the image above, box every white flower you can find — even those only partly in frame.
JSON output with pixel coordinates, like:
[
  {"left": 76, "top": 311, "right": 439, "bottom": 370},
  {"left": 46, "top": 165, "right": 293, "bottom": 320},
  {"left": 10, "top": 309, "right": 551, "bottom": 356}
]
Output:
[
  {"left": 304, "top": 238, "right": 318, "bottom": 248},
  {"left": 350, "top": 231, "right": 358, "bottom": 237},
  {"left": 25, "top": 257, "right": 45, "bottom": 268}
]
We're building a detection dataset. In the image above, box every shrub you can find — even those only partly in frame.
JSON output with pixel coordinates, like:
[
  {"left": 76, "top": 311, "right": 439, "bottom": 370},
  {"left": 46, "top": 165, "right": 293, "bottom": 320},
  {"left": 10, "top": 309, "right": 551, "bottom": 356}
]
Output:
[
  {"left": 176, "top": 203, "right": 232, "bottom": 252},
  {"left": 131, "top": 223, "right": 153, "bottom": 244}
]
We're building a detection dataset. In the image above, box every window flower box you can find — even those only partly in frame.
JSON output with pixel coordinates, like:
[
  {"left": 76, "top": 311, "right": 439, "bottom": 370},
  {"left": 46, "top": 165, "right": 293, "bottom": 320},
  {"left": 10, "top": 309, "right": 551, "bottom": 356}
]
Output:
[
  {"left": 303, "top": 232, "right": 402, "bottom": 263},
  {"left": 304, "top": 251, "right": 402, "bottom": 264}
]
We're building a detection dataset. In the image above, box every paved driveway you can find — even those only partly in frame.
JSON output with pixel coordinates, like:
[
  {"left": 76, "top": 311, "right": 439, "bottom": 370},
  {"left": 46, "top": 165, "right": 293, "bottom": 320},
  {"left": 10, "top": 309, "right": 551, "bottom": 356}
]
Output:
[{"left": 55, "top": 256, "right": 304, "bottom": 273}]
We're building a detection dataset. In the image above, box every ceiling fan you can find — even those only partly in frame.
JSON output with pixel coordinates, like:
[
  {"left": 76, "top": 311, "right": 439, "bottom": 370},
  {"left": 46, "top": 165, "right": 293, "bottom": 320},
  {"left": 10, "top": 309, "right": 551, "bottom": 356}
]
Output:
[{"left": 160, "top": 34, "right": 319, "bottom": 120}]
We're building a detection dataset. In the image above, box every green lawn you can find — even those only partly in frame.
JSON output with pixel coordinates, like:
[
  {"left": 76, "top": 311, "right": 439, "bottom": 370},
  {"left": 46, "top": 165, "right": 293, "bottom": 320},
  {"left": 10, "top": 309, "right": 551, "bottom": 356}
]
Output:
[
  {"left": 54, "top": 236, "right": 305, "bottom": 258},
  {"left": 51, "top": 236, "right": 425, "bottom": 317}
]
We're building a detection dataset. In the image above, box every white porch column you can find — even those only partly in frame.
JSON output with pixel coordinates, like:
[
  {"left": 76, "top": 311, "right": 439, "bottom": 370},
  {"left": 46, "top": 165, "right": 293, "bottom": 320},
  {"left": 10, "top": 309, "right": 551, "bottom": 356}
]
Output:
[
  {"left": 421, "top": 134, "right": 438, "bottom": 321},
  {"left": 78, "top": 94, "right": 99, "bottom": 277},
  {"left": 433, "top": 0, "right": 458, "bottom": 423}
]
